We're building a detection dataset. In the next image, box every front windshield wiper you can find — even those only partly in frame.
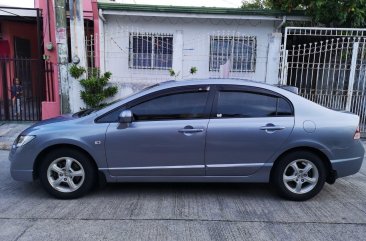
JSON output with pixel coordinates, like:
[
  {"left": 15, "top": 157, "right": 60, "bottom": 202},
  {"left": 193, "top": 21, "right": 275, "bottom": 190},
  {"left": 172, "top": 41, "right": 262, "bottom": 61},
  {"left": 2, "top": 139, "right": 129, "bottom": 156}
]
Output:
[{"left": 72, "top": 108, "right": 96, "bottom": 118}]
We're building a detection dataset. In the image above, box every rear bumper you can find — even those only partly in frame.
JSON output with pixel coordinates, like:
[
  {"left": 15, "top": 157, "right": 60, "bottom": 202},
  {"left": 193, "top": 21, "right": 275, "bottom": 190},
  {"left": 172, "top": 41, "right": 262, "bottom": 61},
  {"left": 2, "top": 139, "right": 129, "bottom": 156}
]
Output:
[
  {"left": 331, "top": 156, "right": 364, "bottom": 178},
  {"left": 330, "top": 141, "right": 365, "bottom": 178}
]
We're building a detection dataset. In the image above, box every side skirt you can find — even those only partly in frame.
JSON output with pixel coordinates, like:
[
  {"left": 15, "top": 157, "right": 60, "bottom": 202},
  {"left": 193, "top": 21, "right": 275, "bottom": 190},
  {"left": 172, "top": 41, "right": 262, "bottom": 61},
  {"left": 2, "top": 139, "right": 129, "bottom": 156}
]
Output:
[{"left": 101, "top": 166, "right": 272, "bottom": 183}]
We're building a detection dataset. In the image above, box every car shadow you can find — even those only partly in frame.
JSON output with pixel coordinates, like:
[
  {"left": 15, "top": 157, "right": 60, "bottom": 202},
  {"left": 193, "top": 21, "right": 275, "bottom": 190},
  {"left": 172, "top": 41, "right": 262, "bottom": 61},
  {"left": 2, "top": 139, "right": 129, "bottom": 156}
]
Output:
[{"left": 90, "top": 182, "right": 280, "bottom": 200}]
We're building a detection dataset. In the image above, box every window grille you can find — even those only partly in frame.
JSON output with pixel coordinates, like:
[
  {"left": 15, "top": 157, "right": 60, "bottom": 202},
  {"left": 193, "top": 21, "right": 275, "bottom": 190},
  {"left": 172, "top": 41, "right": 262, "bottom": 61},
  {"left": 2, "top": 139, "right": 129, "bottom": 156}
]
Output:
[
  {"left": 209, "top": 36, "right": 256, "bottom": 72},
  {"left": 129, "top": 33, "right": 173, "bottom": 70}
]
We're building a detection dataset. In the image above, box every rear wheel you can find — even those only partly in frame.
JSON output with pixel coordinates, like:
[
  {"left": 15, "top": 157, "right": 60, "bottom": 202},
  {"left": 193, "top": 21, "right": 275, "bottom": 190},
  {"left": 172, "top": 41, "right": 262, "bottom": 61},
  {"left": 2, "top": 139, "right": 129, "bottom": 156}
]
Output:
[
  {"left": 39, "top": 148, "right": 96, "bottom": 199},
  {"left": 272, "top": 151, "right": 326, "bottom": 201}
]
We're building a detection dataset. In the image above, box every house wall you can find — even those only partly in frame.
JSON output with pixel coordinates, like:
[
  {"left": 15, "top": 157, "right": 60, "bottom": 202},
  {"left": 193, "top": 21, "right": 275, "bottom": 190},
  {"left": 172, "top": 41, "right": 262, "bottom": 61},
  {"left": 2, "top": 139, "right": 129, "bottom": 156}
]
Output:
[
  {"left": 102, "top": 15, "right": 278, "bottom": 99},
  {"left": 83, "top": 0, "right": 94, "bottom": 20},
  {"left": 35, "top": 0, "right": 61, "bottom": 119},
  {"left": 0, "top": 21, "right": 39, "bottom": 99},
  {"left": 1, "top": 21, "right": 38, "bottom": 59}
]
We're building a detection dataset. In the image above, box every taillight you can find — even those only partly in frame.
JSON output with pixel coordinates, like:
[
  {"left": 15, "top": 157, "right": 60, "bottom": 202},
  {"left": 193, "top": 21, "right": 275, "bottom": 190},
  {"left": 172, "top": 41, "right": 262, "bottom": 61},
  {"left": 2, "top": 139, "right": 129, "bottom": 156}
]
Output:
[{"left": 354, "top": 126, "right": 361, "bottom": 140}]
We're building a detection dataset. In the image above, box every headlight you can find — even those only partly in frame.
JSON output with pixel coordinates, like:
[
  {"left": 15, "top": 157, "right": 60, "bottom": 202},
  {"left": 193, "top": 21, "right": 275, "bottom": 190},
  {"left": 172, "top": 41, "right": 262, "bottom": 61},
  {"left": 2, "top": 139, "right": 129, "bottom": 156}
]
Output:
[{"left": 13, "top": 135, "right": 35, "bottom": 148}]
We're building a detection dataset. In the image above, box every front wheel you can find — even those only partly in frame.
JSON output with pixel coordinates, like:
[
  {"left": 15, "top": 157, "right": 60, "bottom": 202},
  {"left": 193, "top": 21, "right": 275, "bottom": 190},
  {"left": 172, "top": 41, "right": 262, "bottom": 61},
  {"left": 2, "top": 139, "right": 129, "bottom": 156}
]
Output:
[
  {"left": 39, "top": 148, "right": 96, "bottom": 199},
  {"left": 272, "top": 151, "right": 326, "bottom": 201}
]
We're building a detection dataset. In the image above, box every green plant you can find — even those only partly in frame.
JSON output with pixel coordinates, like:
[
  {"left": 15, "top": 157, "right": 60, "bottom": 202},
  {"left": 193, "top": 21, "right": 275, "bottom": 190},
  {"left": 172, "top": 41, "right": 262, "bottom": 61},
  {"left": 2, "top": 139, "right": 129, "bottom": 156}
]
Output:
[
  {"left": 243, "top": 0, "right": 366, "bottom": 28},
  {"left": 79, "top": 69, "right": 118, "bottom": 108},
  {"left": 69, "top": 64, "right": 118, "bottom": 108},
  {"left": 190, "top": 66, "right": 198, "bottom": 75},
  {"left": 168, "top": 69, "right": 180, "bottom": 79},
  {"left": 69, "top": 64, "right": 86, "bottom": 79},
  {"left": 241, "top": 0, "right": 268, "bottom": 9}
]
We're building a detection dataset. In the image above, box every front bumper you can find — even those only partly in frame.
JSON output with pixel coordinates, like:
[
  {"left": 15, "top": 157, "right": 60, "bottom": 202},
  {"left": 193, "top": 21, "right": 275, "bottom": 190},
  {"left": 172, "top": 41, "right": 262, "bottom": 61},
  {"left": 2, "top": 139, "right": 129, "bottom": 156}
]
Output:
[
  {"left": 10, "top": 168, "right": 33, "bottom": 182},
  {"left": 9, "top": 143, "right": 38, "bottom": 182}
]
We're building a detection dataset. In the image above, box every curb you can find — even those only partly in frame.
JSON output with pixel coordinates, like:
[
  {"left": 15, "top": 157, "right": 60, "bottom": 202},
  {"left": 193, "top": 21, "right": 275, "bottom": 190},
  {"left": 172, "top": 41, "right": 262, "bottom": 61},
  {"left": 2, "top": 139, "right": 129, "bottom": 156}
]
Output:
[
  {"left": 0, "top": 142, "right": 11, "bottom": 151},
  {"left": 0, "top": 122, "right": 34, "bottom": 151}
]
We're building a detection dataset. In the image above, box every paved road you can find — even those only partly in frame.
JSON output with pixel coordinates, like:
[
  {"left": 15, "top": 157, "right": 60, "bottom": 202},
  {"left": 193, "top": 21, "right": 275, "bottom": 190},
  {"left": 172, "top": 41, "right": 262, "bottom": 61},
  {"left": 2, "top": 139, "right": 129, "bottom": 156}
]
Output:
[{"left": 1, "top": 149, "right": 366, "bottom": 241}]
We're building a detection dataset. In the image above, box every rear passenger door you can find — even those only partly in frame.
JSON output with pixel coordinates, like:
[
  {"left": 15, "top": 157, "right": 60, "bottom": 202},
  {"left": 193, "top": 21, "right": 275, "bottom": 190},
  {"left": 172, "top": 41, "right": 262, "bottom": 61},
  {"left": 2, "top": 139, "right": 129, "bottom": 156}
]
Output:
[{"left": 205, "top": 85, "right": 295, "bottom": 176}]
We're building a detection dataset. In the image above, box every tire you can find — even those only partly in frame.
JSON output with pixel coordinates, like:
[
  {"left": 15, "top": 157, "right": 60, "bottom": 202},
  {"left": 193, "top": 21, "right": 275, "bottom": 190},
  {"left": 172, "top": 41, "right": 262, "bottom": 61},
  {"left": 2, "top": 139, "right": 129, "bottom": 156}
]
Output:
[
  {"left": 39, "top": 148, "right": 97, "bottom": 199},
  {"left": 271, "top": 151, "right": 326, "bottom": 201}
]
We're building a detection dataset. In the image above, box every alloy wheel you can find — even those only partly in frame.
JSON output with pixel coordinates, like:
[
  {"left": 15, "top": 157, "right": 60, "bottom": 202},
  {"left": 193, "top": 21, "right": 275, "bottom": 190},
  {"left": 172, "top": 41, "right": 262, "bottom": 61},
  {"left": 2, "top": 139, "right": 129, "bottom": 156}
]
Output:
[
  {"left": 282, "top": 159, "right": 319, "bottom": 194},
  {"left": 47, "top": 157, "right": 85, "bottom": 193}
]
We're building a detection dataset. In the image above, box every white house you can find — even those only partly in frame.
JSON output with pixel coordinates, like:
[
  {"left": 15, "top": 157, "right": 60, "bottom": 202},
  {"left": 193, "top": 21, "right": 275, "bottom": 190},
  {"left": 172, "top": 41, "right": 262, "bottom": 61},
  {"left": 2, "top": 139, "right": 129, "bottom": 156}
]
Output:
[{"left": 97, "top": 2, "right": 309, "bottom": 98}]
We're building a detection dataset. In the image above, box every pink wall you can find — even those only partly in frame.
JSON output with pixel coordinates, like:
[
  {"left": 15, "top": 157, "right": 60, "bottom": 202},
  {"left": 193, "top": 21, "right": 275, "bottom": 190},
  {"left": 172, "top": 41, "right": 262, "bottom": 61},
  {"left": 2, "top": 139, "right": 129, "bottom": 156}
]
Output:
[
  {"left": 35, "top": 0, "right": 61, "bottom": 119},
  {"left": 84, "top": 0, "right": 94, "bottom": 20},
  {"left": 1, "top": 21, "right": 38, "bottom": 59},
  {"left": 92, "top": 0, "right": 100, "bottom": 68}
]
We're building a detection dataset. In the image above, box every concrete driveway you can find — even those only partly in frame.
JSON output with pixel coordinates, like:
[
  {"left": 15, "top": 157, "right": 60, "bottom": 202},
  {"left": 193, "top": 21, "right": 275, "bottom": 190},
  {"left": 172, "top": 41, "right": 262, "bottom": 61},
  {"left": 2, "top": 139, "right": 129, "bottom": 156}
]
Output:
[{"left": 1, "top": 149, "right": 366, "bottom": 241}]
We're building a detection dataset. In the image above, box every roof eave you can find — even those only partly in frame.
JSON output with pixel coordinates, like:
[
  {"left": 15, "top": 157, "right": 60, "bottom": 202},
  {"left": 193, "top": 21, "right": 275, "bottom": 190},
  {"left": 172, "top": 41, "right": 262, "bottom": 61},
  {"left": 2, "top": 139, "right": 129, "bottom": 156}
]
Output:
[
  {"left": 0, "top": 7, "right": 38, "bottom": 18},
  {"left": 102, "top": 10, "right": 310, "bottom": 21},
  {"left": 98, "top": 3, "right": 309, "bottom": 21}
]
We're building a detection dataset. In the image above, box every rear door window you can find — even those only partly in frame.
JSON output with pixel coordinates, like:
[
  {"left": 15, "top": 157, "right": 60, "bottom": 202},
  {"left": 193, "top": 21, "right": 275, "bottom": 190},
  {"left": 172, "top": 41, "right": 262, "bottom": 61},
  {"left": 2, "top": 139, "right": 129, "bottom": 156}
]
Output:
[{"left": 215, "top": 91, "right": 293, "bottom": 118}]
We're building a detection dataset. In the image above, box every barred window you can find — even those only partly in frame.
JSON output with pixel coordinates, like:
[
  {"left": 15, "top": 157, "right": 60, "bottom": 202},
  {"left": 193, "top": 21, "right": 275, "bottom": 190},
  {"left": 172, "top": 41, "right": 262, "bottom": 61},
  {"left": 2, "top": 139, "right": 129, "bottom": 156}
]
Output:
[
  {"left": 129, "top": 33, "right": 173, "bottom": 70},
  {"left": 209, "top": 36, "right": 256, "bottom": 72}
]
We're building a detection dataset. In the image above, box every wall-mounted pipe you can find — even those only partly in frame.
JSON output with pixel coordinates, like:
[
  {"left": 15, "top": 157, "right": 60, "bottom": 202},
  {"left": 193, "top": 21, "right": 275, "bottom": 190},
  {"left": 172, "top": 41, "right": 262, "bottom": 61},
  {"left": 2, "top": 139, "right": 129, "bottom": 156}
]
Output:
[
  {"left": 276, "top": 16, "right": 286, "bottom": 32},
  {"left": 99, "top": 9, "right": 106, "bottom": 22}
]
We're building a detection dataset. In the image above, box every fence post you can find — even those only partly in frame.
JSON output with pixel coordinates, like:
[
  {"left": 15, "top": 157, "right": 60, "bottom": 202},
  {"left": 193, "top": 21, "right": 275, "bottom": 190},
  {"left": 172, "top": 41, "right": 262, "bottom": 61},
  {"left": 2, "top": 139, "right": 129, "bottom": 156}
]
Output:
[{"left": 346, "top": 41, "right": 359, "bottom": 111}]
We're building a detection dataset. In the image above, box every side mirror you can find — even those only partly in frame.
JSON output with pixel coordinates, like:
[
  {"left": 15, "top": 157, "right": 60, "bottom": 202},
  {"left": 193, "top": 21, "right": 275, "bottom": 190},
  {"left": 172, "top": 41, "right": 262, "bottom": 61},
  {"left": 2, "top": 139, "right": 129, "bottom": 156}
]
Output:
[{"left": 118, "top": 110, "right": 133, "bottom": 124}]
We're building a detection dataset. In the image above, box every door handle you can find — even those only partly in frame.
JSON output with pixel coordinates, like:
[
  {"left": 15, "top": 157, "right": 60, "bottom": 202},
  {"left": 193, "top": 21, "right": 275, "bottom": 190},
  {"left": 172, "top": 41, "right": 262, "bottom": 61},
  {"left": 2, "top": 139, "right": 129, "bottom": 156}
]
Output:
[
  {"left": 260, "top": 124, "right": 285, "bottom": 132},
  {"left": 178, "top": 125, "right": 204, "bottom": 134},
  {"left": 178, "top": 128, "right": 204, "bottom": 133}
]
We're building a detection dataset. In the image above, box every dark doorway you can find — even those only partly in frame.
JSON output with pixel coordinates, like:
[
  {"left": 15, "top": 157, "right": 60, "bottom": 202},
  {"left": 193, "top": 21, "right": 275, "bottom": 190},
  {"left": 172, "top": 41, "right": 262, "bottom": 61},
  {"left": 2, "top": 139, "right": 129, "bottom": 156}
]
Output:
[
  {"left": 14, "top": 37, "right": 33, "bottom": 96},
  {"left": 14, "top": 37, "right": 31, "bottom": 58}
]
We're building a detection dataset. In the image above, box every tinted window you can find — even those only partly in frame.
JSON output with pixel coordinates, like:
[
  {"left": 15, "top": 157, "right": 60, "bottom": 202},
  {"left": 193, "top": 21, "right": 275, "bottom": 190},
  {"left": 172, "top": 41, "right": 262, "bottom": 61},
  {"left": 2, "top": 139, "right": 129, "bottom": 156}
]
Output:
[
  {"left": 131, "top": 92, "right": 209, "bottom": 121},
  {"left": 277, "top": 98, "right": 293, "bottom": 116},
  {"left": 96, "top": 106, "right": 124, "bottom": 123},
  {"left": 216, "top": 91, "right": 292, "bottom": 118}
]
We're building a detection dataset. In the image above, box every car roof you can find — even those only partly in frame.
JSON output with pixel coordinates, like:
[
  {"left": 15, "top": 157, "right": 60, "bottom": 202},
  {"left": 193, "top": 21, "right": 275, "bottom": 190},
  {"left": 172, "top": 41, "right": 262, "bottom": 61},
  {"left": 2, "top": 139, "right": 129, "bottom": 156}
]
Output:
[
  {"left": 94, "top": 78, "right": 301, "bottom": 117},
  {"left": 155, "top": 78, "right": 277, "bottom": 90}
]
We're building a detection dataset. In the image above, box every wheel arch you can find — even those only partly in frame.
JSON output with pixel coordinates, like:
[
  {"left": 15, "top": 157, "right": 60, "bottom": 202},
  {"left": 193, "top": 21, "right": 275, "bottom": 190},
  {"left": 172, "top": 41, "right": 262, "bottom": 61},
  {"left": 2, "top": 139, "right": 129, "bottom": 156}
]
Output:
[
  {"left": 270, "top": 146, "right": 333, "bottom": 182},
  {"left": 33, "top": 144, "right": 103, "bottom": 181}
]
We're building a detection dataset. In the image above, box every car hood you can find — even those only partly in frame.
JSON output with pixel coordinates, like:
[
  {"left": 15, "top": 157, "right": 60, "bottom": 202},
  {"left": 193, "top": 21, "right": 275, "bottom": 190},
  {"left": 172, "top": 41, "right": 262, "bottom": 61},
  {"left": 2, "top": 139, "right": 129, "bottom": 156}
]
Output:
[
  {"left": 18, "top": 114, "right": 76, "bottom": 135},
  {"left": 31, "top": 114, "right": 76, "bottom": 128}
]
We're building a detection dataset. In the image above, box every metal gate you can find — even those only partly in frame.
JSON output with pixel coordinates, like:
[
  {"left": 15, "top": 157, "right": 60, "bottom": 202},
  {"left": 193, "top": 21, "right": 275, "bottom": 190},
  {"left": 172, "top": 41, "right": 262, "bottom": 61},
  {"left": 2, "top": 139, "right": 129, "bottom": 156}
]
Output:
[
  {"left": 279, "top": 27, "right": 366, "bottom": 134},
  {"left": 0, "top": 58, "right": 53, "bottom": 121}
]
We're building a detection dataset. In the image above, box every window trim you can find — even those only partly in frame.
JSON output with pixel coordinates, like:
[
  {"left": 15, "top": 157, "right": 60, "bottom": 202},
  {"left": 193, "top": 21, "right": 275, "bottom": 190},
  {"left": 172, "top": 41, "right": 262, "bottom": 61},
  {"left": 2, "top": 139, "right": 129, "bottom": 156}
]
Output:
[
  {"left": 95, "top": 85, "right": 214, "bottom": 123},
  {"left": 211, "top": 85, "right": 294, "bottom": 119}
]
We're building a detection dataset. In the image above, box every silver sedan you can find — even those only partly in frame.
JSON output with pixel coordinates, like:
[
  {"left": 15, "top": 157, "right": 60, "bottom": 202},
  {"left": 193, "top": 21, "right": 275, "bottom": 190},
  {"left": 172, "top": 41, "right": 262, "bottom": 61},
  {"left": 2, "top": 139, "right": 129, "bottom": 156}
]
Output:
[{"left": 9, "top": 79, "right": 365, "bottom": 201}]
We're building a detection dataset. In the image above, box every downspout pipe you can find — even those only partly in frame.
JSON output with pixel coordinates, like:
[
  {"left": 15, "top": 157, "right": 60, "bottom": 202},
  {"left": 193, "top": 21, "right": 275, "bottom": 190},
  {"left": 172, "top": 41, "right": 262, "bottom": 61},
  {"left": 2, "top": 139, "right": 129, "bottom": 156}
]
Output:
[
  {"left": 99, "top": 9, "right": 106, "bottom": 22},
  {"left": 276, "top": 16, "right": 286, "bottom": 32}
]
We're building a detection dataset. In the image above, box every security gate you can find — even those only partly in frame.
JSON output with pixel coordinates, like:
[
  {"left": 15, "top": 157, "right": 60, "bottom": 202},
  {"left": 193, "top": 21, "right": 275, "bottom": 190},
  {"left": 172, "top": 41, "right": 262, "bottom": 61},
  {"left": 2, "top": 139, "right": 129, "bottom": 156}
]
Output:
[
  {"left": 0, "top": 58, "right": 52, "bottom": 121},
  {"left": 280, "top": 27, "right": 366, "bottom": 134}
]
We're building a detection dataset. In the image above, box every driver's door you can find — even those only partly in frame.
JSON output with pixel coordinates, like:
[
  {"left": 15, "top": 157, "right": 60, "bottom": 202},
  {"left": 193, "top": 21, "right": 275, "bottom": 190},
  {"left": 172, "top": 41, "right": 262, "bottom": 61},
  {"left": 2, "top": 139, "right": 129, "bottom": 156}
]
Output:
[{"left": 104, "top": 85, "right": 212, "bottom": 176}]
